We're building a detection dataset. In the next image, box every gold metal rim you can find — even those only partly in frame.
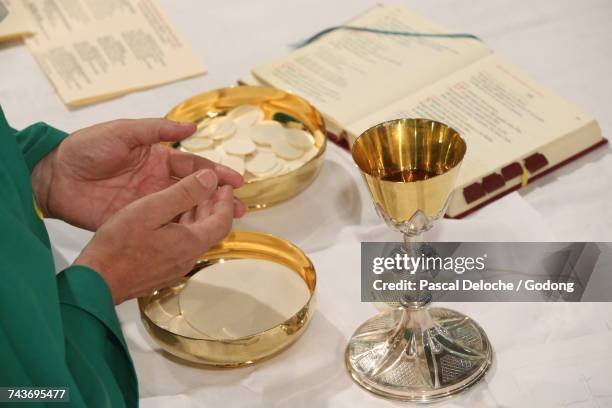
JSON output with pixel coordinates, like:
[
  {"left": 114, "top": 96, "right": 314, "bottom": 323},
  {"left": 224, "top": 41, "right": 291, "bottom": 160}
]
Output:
[
  {"left": 351, "top": 117, "right": 467, "bottom": 183},
  {"left": 164, "top": 85, "right": 327, "bottom": 210},
  {"left": 138, "top": 230, "right": 317, "bottom": 367}
]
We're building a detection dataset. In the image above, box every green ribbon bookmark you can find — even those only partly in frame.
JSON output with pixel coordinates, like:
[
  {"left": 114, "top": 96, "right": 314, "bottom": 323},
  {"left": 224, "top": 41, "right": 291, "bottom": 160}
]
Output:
[{"left": 293, "top": 25, "right": 481, "bottom": 48}]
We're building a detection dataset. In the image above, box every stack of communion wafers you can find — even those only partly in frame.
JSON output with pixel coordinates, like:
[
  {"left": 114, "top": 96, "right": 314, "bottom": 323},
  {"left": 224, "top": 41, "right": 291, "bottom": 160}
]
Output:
[{"left": 179, "top": 105, "right": 318, "bottom": 180}]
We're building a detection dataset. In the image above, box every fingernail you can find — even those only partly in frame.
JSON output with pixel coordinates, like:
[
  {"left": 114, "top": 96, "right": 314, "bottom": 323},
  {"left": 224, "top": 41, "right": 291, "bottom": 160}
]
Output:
[{"left": 196, "top": 170, "right": 217, "bottom": 190}]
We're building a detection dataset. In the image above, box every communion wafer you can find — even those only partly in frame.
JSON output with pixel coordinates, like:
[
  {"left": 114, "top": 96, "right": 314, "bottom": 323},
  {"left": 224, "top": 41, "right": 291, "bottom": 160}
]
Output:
[
  {"left": 271, "top": 138, "right": 305, "bottom": 160},
  {"left": 228, "top": 105, "right": 264, "bottom": 127},
  {"left": 205, "top": 119, "right": 236, "bottom": 141},
  {"left": 166, "top": 315, "right": 207, "bottom": 338},
  {"left": 186, "top": 109, "right": 320, "bottom": 181},
  {"left": 251, "top": 161, "right": 284, "bottom": 178},
  {"left": 257, "top": 145, "right": 273, "bottom": 152},
  {"left": 179, "top": 259, "right": 310, "bottom": 339},
  {"left": 214, "top": 144, "right": 227, "bottom": 158},
  {"left": 286, "top": 160, "right": 303, "bottom": 171},
  {"left": 180, "top": 136, "right": 213, "bottom": 151},
  {"left": 284, "top": 128, "right": 315, "bottom": 149},
  {"left": 196, "top": 116, "right": 223, "bottom": 135},
  {"left": 226, "top": 104, "right": 260, "bottom": 119},
  {"left": 233, "top": 126, "right": 253, "bottom": 140},
  {"left": 223, "top": 138, "right": 256, "bottom": 156},
  {"left": 197, "top": 119, "right": 218, "bottom": 137},
  {"left": 248, "top": 121, "right": 285, "bottom": 145},
  {"left": 196, "top": 117, "right": 212, "bottom": 132},
  {"left": 275, "top": 159, "right": 291, "bottom": 176},
  {"left": 245, "top": 151, "right": 278, "bottom": 174},
  {"left": 299, "top": 146, "right": 319, "bottom": 163}
]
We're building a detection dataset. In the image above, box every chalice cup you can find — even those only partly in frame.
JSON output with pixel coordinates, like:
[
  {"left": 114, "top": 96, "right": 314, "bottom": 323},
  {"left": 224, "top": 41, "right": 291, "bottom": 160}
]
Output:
[{"left": 346, "top": 118, "right": 493, "bottom": 402}]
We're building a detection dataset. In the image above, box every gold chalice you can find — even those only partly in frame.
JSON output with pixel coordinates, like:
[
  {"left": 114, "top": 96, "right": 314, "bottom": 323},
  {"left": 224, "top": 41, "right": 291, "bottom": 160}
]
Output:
[{"left": 346, "top": 118, "right": 493, "bottom": 402}]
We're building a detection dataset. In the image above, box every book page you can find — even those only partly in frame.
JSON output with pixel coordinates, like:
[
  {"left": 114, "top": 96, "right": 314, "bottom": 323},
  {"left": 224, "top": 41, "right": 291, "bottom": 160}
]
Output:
[
  {"left": 23, "top": 0, "right": 205, "bottom": 106},
  {"left": 0, "top": 0, "right": 34, "bottom": 42},
  {"left": 252, "top": 5, "right": 490, "bottom": 127},
  {"left": 347, "top": 54, "right": 600, "bottom": 187}
]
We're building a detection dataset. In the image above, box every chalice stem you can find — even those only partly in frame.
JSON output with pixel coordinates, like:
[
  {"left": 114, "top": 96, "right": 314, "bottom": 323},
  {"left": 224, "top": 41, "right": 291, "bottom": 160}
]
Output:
[
  {"left": 397, "top": 233, "right": 438, "bottom": 386},
  {"left": 401, "top": 232, "right": 433, "bottom": 309},
  {"left": 403, "top": 232, "right": 422, "bottom": 257}
]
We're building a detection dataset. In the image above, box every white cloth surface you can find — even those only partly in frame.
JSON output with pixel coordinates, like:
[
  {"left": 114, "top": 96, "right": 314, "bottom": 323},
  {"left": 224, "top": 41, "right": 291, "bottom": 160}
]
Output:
[{"left": 2, "top": 0, "right": 612, "bottom": 406}]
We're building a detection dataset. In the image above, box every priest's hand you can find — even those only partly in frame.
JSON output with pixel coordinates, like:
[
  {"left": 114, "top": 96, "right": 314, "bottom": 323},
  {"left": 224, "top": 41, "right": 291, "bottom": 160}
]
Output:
[
  {"left": 31, "top": 118, "right": 245, "bottom": 231},
  {"left": 74, "top": 170, "right": 233, "bottom": 304}
]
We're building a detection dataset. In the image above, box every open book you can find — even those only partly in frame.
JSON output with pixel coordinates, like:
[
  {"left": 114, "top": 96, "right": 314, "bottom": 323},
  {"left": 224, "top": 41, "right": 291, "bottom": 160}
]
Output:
[
  {"left": 242, "top": 5, "right": 606, "bottom": 218},
  {"left": 0, "top": 0, "right": 34, "bottom": 43}
]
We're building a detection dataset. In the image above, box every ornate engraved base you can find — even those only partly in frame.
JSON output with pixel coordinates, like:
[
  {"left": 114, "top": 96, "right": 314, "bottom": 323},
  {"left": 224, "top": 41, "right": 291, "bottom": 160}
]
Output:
[{"left": 345, "top": 306, "right": 493, "bottom": 402}]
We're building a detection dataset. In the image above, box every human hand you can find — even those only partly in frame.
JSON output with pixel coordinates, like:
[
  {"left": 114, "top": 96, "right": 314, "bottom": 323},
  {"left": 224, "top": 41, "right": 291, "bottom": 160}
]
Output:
[
  {"left": 32, "top": 118, "right": 245, "bottom": 231},
  {"left": 73, "top": 169, "right": 234, "bottom": 304}
]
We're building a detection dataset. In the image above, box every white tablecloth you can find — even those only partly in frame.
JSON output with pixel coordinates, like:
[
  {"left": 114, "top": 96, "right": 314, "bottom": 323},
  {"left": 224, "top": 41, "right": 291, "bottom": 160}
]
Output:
[{"left": 2, "top": 1, "right": 612, "bottom": 407}]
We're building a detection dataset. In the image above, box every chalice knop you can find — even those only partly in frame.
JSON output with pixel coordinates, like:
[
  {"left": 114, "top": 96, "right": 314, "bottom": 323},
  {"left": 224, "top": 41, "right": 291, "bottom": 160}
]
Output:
[{"left": 346, "top": 118, "right": 493, "bottom": 402}]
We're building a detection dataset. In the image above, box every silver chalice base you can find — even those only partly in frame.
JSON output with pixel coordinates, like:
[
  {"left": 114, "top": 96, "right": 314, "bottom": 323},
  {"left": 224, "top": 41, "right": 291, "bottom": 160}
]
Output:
[{"left": 345, "top": 306, "right": 493, "bottom": 402}]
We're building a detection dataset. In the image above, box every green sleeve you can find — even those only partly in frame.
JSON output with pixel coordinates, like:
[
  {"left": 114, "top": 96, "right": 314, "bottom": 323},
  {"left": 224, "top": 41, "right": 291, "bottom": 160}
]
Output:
[
  {"left": 0, "top": 110, "right": 137, "bottom": 406},
  {"left": 13, "top": 122, "right": 68, "bottom": 173},
  {"left": 57, "top": 266, "right": 139, "bottom": 407},
  {"left": 57, "top": 266, "right": 128, "bottom": 352},
  {"left": 0, "top": 207, "right": 137, "bottom": 407},
  {"left": 0, "top": 265, "right": 138, "bottom": 407}
]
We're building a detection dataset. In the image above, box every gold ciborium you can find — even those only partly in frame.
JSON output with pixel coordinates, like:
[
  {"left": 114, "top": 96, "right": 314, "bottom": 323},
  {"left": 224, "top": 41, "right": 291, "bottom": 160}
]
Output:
[{"left": 346, "top": 118, "right": 493, "bottom": 402}]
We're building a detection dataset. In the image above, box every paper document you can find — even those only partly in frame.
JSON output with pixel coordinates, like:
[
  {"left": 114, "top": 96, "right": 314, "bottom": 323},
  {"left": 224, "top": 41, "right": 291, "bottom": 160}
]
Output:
[
  {"left": 0, "top": 0, "right": 34, "bottom": 42},
  {"left": 22, "top": 0, "right": 206, "bottom": 106}
]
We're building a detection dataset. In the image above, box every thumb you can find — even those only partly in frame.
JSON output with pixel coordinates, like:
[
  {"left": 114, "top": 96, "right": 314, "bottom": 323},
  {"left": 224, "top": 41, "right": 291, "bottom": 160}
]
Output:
[{"left": 132, "top": 170, "right": 218, "bottom": 226}]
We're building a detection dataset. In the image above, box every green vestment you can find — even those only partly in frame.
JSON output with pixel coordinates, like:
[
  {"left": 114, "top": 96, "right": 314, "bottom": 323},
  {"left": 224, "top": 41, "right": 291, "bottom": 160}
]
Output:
[{"left": 0, "top": 107, "right": 137, "bottom": 407}]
